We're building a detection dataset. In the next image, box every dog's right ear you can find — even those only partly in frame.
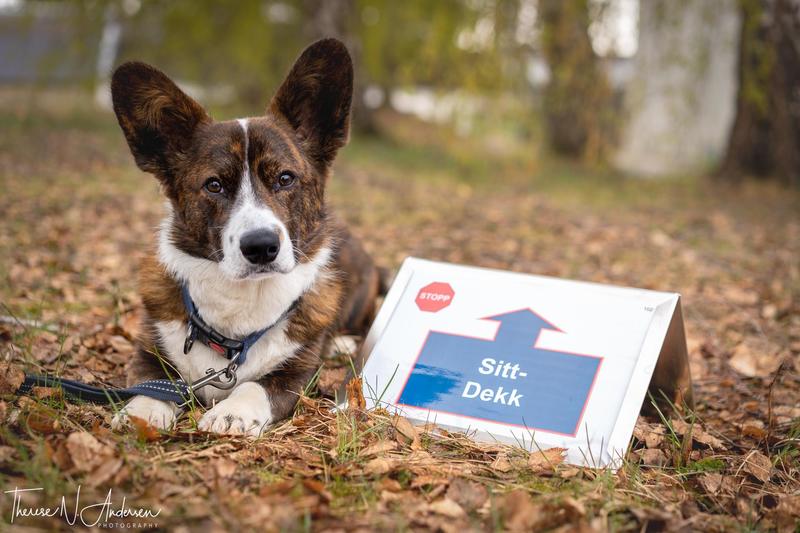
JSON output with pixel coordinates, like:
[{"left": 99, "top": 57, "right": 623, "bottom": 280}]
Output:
[{"left": 111, "top": 62, "right": 210, "bottom": 181}]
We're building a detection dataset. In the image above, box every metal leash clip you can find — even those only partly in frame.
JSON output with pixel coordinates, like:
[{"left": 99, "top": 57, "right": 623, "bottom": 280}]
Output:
[
  {"left": 180, "top": 351, "right": 242, "bottom": 407},
  {"left": 183, "top": 323, "right": 196, "bottom": 354}
]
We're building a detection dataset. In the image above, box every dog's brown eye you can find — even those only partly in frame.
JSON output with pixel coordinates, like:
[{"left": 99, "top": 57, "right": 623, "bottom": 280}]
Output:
[
  {"left": 204, "top": 178, "right": 223, "bottom": 194},
  {"left": 277, "top": 172, "right": 296, "bottom": 189}
]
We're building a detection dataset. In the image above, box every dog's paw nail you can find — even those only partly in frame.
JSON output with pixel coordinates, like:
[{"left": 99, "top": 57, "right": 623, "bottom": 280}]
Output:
[
  {"left": 198, "top": 403, "right": 265, "bottom": 436},
  {"left": 197, "top": 383, "right": 270, "bottom": 437}
]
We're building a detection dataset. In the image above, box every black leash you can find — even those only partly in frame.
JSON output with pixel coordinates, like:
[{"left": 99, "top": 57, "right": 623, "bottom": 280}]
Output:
[
  {"left": 18, "top": 374, "right": 192, "bottom": 405},
  {"left": 16, "top": 283, "right": 300, "bottom": 407}
]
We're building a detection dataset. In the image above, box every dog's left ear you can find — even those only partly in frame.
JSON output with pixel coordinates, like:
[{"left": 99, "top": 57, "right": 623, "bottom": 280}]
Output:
[{"left": 269, "top": 38, "right": 353, "bottom": 169}]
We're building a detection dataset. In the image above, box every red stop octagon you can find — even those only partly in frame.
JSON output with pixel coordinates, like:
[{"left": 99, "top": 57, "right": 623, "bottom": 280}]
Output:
[{"left": 415, "top": 282, "right": 455, "bottom": 313}]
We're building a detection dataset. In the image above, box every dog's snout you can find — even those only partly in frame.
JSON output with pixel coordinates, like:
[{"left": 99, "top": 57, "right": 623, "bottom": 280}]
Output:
[{"left": 239, "top": 229, "right": 281, "bottom": 265}]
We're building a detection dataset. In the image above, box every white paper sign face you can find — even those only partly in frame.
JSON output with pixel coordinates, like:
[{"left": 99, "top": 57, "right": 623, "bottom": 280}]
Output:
[{"left": 360, "top": 258, "right": 682, "bottom": 468}]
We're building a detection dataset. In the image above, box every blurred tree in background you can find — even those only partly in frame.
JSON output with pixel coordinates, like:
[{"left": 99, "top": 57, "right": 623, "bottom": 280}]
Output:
[
  {"left": 718, "top": 0, "right": 800, "bottom": 186},
  {"left": 538, "top": 0, "right": 613, "bottom": 162},
  {"left": 613, "top": 0, "right": 740, "bottom": 178}
]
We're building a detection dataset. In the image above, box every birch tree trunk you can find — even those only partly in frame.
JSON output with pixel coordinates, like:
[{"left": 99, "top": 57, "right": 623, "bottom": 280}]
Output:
[{"left": 614, "top": 0, "right": 740, "bottom": 177}]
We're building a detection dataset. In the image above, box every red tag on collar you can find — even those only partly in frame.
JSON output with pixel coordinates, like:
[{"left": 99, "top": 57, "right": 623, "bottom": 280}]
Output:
[{"left": 209, "top": 342, "right": 226, "bottom": 355}]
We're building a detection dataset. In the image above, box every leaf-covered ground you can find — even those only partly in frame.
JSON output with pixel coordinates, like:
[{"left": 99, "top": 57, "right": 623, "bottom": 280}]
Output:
[{"left": 0, "top": 93, "right": 798, "bottom": 531}]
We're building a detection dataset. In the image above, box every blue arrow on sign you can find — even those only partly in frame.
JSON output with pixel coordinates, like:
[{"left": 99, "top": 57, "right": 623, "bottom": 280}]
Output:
[{"left": 396, "top": 308, "right": 602, "bottom": 436}]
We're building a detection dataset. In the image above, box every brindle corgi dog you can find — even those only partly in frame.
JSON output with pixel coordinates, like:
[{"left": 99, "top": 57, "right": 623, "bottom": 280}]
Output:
[{"left": 109, "top": 39, "right": 379, "bottom": 435}]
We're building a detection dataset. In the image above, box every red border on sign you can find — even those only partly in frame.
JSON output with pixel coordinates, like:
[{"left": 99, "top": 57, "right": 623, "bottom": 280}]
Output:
[{"left": 393, "top": 307, "right": 604, "bottom": 438}]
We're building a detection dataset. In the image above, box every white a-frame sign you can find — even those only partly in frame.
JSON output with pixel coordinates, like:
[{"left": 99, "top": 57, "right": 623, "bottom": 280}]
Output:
[{"left": 359, "top": 258, "right": 693, "bottom": 469}]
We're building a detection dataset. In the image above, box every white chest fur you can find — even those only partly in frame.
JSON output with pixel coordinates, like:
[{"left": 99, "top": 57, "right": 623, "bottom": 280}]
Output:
[{"left": 153, "top": 209, "right": 332, "bottom": 403}]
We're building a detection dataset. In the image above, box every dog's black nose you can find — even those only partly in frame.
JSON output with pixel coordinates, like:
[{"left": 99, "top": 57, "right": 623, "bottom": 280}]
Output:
[{"left": 240, "top": 229, "right": 281, "bottom": 265}]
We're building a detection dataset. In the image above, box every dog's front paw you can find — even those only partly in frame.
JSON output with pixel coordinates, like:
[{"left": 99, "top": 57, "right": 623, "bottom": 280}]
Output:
[
  {"left": 112, "top": 395, "right": 178, "bottom": 431},
  {"left": 198, "top": 382, "right": 271, "bottom": 436}
]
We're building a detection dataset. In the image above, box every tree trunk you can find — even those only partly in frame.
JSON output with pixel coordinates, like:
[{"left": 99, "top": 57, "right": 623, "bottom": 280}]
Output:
[
  {"left": 303, "top": 0, "right": 379, "bottom": 134},
  {"left": 717, "top": 0, "right": 800, "bottom": 186},
  {"left": 539, "top": 0, "right": 614, "bottom": 161},
  {"left": 613, "top": 0, "right": 740, "bottom": 178}
]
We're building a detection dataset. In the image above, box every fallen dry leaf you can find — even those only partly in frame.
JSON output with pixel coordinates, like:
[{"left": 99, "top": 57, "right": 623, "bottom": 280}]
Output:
[
  {"left": 85, "top": 456, "right": 123, "bottom": 487},
  {"left": 723, "top": 286, "right": 759, "bottom": 306},
  {"left": 213, "top": 458, "right": 238, "bottom": 479},
  {"left": 379, "top": 478, "right": 403, "bottom": 492},
  {"left": 491, "top": 452, "right": 513, "bottom": 473},
  {"left": 393, "top": 415, "right": 419, "bottom": 446},
  {"left": 728, "top": 337, "right": 785, "bottom": 378},
  {"left": 645, "top": 431, "right": 665, "bottom": 449},
  {"left": 0, "top": 445, "right": 16, "bottom": 465},
  {"left": 24, "top": 406, "right": 61, "bottom": 434},
  {"left": 558, "top": 467, "right": 581, "bottom": 479},
  {"left": 380, "top": 490, "right": 404, "bottom": 503},
  {"left": 446, "top": 478, "right": 488, "bottom": 509},
  {"left": 671, "top": 418, "right": 726, "bottom": 449},
  {"left": 359, "top": 439, "right": 397, "bottom": 457},
  {"left": 528, "top": 447, "right": 566, "bottom": 474},
  {"left": 740, "top": 423, "right": 767, "bottom": 440},
  {"left": 259, "top": 480, "right": 294, "bottom": 497},
  {"left": 742, "top": 451, "right": 772, "bottom": 483},
  {"left": 129, "top": 415, "right": 162, "bottom": 442},
  {"left": 692, "top": 427, "right": 726, "bottom": 450},
  {"left": 640, "top": 448, "right": 668, "bottom": 467},
  {"left": 0, "top": 362, "right": 24, "bottom": 395},
  {"left": 499, "top": 490, "right": 543, "bottom": 531},
  {"left": 698, "top": 473, "right": 723, "bottom": 495},
  {"left": 302, "top": 479, "right": 332, "bottom": 502},
  {"left": 346, "top": 376, "right": 366, "bottom": 410},
  {"left": 65, "top": 431, "right": 114, "bottom": 473},
  {"left": 769, "top": 495, "right": 800, "bottom": 532},
  {"left": 630, "top": 506, "right": 679, "bottom": 529},
  {"left": 562, "top": 496, "right": 586, "bottom": 518},
  {"left": 428, "top": 497, "right": 465, "bottom": 519},
  {"left": 364, "top": 458, "right": 393, "bottom": 475},
  {"left": 410, "top": 475, "right": 448, "bottom": 489},
  {"left": 670, "top": 418, "right": 692, "bottom": 435},
  {"left": 107, "top": 334, "right": 133, "bottom": 354}
]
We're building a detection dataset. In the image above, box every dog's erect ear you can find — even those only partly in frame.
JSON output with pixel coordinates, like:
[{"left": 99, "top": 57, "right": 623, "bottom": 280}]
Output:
[
  {"left": 269, "top": 39, "right": 353, "bottom": 169},
  {"left": 111, "top": 62, "right": 210, "bottom": 180}
]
